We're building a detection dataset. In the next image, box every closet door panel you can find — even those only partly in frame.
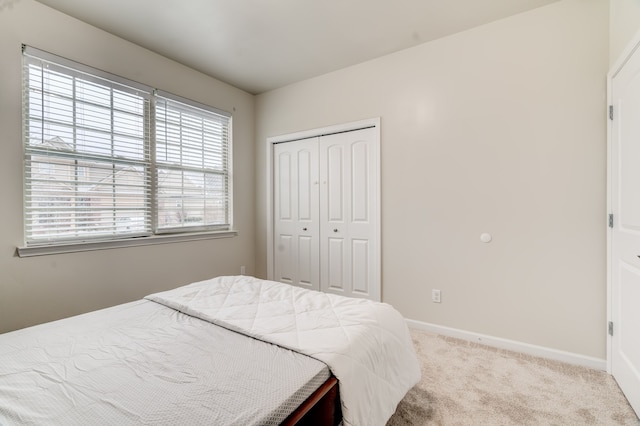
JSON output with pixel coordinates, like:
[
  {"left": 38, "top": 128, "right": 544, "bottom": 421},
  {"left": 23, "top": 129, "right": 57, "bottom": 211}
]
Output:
[
  {"left": 327, "top": 237, "right": 345, "bottom": 292},
  {"left": 274, "top": 138, "right": 320, "bottom": 290},
  {"left": 297, "top": 234, "right": 314, "bottom": 286},
  {"left": 326, "top": 145, "right": 345, "bottom": 222},
  {"left": 297, "top": 150, "right": 314, "bottom": 221},
  {"left": 348, "top": 137, "right": 376, "bottom": 297},
  {"left": 351, "top": 141, "right": 370, "bottom": 222},
  {"left": 321, "top": 138, "right": 348, "bottom": 295},
  {"left": 277, "top": 234, "right": 294, "bottom": 284},
  {"left": 295, "top": 142, "right": 319, "bottom": 289},
  {"left": 274, "top": 149, "right": 294, "bottom": 285},
  {"left": 351, "top": 239, "right": 370, "bottom": 294},
  {"left": 320, "top": 128, "right": 378, "bottom": 299},
  {"left": 277, "top": 152, "right": 293, "bottom": 221}
]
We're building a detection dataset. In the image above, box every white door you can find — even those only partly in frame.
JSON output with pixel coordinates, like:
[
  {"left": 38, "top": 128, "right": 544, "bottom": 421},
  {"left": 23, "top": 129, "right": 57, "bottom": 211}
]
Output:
[
  {"left": 319, "top": 127, "right": 379, "bottom": 300},
  {"left": 609, "top": 41, "right": 640, "bottom": 418},
  {"left": 273, "top": 138, "right": 320, "bottom": 290}
]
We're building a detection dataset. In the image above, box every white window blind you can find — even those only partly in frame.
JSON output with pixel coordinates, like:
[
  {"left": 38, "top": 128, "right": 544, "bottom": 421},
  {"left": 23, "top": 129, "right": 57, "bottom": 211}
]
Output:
[
  {"left": 23, "top": 47, "right": 152, "bottom": 245},
  {"left": 21, "top": 46, "right": 233, "bottom": 250},
  {"left": 155, "top": 91, "right": 231, "bottom": 233}
]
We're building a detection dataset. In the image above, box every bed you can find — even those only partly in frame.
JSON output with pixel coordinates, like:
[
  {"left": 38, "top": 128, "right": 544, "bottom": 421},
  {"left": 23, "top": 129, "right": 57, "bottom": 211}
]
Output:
[{"left": 0, "top": 275, "right": 420, "bottom": 425}]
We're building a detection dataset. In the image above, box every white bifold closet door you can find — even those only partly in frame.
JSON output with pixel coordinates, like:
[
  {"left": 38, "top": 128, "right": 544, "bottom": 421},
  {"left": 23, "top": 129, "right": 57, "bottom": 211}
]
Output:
[
  {"left": 273, "top": 127, "right": 379, "bottom": 301},
  {"left": 273, "top": 137, "right": 320, "bottom": 290}
]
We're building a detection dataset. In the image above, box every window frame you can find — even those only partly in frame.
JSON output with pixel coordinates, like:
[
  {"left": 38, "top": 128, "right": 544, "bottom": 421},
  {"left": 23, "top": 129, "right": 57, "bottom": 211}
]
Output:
[{"left": 18, "top": 46, "right": 235, "bottom": 257}]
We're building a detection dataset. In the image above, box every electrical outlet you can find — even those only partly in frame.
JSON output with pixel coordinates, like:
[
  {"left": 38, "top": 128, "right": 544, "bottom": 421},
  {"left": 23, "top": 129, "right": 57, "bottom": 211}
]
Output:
[
  {"left": 432, "top": 289, "right": 441, "bottom": 303},
  {"left": 240, "top": 266, "right": 246, "bottom": 275}
]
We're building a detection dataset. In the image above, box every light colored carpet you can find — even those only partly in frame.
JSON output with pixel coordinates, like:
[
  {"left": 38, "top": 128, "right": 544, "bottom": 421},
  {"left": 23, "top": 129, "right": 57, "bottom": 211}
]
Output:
[{"left": 386, "top": 329, "right": 640, "bottom": 425}]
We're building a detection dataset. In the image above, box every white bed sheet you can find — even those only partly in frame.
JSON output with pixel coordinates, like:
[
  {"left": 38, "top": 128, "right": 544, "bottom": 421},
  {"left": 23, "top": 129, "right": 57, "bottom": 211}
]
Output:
[
  {"left": 146, "top": 275, "right": 421, "bottom": 426},
  {"left": 0, "top": 299, "right": 330, "bottom": 425}
]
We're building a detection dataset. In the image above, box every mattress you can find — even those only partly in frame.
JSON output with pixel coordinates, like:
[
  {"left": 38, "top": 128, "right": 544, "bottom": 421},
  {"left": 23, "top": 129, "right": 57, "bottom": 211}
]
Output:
[{"left": 0, "top": 299, "right": 330, "bottom": 425}]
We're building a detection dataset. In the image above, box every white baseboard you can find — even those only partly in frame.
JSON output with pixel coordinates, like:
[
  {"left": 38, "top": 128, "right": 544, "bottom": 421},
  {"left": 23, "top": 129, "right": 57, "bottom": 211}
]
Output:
[{"left": 406, "top": 318, "right": 607, "bottom": 371}]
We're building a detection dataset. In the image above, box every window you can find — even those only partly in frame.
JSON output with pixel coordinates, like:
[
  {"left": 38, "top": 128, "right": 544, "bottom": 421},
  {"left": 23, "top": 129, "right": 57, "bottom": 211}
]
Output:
[
  {"left": 22, "top": 46, "right": 232, "bottom": 249},
  {"left": 155, "top": 92, "right": 231, "bottom": 233}
]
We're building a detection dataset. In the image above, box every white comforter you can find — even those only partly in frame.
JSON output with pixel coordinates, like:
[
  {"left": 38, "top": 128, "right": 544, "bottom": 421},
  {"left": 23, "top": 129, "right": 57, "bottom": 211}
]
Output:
[{"left": 145, "top": 275, "right": 421, "bottom": 426}]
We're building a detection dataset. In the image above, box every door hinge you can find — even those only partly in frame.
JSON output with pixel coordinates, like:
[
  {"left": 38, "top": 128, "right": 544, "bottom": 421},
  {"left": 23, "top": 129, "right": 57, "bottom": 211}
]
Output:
[
  {"left": 609, "top": 214, "right": 614, "bottom": 228},
  {"left": 608, "top": 321, "right": 614, "bottom": 336},
  {"left": 609, "top": 105, "right": 614, "bottom": 120}
]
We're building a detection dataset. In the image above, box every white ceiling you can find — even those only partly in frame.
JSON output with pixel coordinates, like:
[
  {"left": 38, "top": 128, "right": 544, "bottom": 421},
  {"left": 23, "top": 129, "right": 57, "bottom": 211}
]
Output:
[{"left": 35, "top": 0, "right": 559, "bottom": 94}]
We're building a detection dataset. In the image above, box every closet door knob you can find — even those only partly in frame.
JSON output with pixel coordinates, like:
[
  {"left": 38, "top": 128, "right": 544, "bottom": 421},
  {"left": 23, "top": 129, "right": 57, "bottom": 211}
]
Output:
[
  {"left": 302, "top": 227, "right": 308, "bottom": 231},
  {"left": 333, "top": 228, "right": 338, "bottom": 233}
]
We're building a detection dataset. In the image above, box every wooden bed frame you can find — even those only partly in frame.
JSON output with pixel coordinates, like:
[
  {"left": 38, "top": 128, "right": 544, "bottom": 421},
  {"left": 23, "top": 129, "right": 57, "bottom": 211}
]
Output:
[{"left": 282, "top": 376, "right": 342, "bottom": 426}]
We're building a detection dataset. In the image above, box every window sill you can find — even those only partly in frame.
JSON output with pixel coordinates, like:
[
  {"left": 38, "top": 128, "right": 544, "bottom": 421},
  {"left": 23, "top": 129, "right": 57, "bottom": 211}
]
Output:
[{"left": 16, "top": 230, "right": 238, "bottom": 258}]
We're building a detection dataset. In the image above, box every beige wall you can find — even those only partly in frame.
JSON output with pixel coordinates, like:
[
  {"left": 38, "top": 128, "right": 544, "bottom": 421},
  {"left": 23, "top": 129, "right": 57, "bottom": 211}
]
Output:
[
  {"left": 610, "top": 0, "right": 640, "bottom": 65},
  {"left": 0, "top": 0, "right": 256, "bottom": 334},
  {"left": 255, "top": 0, "right": 609, "bottom": 358}
]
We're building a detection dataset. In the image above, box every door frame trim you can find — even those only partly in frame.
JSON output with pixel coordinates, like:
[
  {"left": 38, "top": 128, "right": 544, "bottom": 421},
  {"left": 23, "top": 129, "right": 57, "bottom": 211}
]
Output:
[
  {"left": 607, "top": 28, "right": 640, "bottom": 374},
  {"left": 266, "top": 118, "right": 381, "bottom": 295}
]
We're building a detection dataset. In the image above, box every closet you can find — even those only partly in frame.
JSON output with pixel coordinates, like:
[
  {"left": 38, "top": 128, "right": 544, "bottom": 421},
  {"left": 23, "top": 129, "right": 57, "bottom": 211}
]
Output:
[{"left": 269, "top": 122, "right": 380, "bottom": 301}]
